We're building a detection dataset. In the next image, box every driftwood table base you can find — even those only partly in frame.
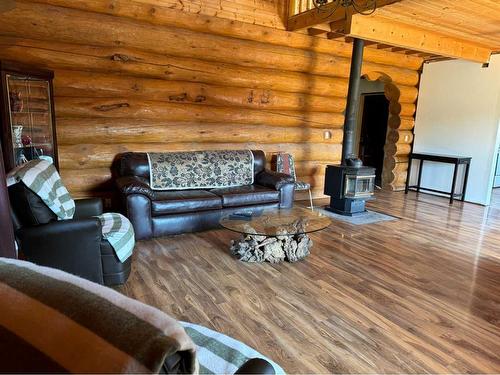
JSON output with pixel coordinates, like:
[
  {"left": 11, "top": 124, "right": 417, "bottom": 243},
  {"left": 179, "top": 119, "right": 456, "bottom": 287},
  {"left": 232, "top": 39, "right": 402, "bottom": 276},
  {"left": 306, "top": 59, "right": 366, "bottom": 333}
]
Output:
[{"left": 230, "top": 228, "right": 313, "bottom": 263}]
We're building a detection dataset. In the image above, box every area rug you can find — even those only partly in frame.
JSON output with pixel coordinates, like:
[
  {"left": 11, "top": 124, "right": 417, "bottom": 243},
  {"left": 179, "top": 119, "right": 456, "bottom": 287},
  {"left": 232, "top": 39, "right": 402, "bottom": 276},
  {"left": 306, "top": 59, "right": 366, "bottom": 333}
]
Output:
[
  {"left": 316, "top": 207, "right": 398, "bottom": 225},
  {"left": 181, "top": 322, "right": 285, "bottom": 375}
]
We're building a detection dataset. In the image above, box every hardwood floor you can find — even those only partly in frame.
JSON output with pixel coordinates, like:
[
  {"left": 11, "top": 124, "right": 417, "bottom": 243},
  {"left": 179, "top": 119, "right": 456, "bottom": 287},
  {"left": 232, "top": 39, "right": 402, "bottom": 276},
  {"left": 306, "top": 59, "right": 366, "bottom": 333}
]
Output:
[{"left": 121, "top": 190, "right": 500, "bottom": 373}]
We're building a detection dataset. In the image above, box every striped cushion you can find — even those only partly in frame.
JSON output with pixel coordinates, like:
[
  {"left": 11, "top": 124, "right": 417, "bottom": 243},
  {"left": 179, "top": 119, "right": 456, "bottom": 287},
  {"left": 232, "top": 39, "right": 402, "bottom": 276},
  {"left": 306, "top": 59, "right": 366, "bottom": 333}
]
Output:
[
  {"left": 98, "top": 213, "right": 135, "bottom": 262},
  {"left": 182, "top": 322, "right": 284, "bottom": 375},
  {"left": 0, "top": 258, "right": 198, "bottom": 373}
]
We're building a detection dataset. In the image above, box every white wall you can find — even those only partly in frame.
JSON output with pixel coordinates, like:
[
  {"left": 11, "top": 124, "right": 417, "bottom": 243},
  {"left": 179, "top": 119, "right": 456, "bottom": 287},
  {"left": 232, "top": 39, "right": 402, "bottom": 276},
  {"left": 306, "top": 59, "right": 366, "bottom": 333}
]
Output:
[{"left": 412, "top": 55, "right": 500, "bottom": 205}]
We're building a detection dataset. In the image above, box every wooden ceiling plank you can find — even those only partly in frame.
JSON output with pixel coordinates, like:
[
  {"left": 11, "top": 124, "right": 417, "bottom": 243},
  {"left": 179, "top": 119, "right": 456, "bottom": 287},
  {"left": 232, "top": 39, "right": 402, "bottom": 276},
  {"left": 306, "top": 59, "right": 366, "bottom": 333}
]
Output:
[
  {"left": 287, "top": 0, "right": 401, "bottom": 31},
  {"left": 346, "top": 14, "right": 493, "bottom": 63},
  {"left": 376, "top": 1, "right": 500, "bottom": 48}
]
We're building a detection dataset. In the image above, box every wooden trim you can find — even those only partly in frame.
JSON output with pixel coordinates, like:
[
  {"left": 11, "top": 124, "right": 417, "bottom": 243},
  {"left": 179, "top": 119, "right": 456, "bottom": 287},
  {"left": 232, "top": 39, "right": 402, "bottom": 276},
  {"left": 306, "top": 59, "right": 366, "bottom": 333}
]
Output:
[
  {"left": 347, "top": 14, "right": 493, "bottom": 63},
  {"left": 0, "top": 141, "right": 16, "bottom": 258}
]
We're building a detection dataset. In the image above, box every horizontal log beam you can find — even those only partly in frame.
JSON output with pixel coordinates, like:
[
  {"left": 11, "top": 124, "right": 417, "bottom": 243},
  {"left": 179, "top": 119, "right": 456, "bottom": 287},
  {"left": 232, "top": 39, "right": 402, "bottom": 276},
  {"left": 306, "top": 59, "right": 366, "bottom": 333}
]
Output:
[
  {"left": 54, "top": 70, "right": 347, "bottom": 112},
  {"left": 59, "top": 143, "right": 343, "bottom": 170},
  {"left": 0, "top": 37, "right": 354, "bottom": 97},
  {"left": 388, "top": 116, "right": 415, "bottom": 130},
  {"left": 347, "top": 14, "right": 493, "bottom": 63},
  {"left": 56, "top": 119, "right": 344, "bottom": 145},
  {"left": 25, "top": 0, "right": 423, "bottom": 71},
  {"left": 389, "top": 102, "right": 416, "bottom": 117},
  {"left": 0, "top": 2, "right": 420, "bottom": 86},
  {"left": 54, "top": 98, "right": 345, "bottom": 128}
]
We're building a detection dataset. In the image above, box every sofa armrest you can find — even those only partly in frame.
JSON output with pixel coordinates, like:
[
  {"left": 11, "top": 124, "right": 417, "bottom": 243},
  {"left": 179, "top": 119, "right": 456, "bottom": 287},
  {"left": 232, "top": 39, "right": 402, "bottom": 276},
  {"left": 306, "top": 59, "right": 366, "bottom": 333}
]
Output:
[
  {"left": 116, "top": 176, "right": 154, "bottom": 200},
  {"left": 74, "top": 198, "right": 103, "bottom": 219},
  {"left": 16, "top": 218, "right": 104, "bottom": 283},
  {"left": 256, "top": 169, "right": 294, "bottom": 190}
]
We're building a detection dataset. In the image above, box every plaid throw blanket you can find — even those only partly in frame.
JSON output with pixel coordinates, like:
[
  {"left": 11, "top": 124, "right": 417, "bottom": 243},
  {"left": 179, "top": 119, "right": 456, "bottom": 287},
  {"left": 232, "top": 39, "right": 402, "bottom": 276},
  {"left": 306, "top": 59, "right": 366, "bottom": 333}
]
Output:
[
  {"left": 7, "top": 160, "right": 134, "bottom": 262},
  {"left": 98, "top": 213, "right": 135, "bottom": 263},
  {"left": 181, "top": 322, "right": 284, "bottom": 375},
  {"left": 0, "top": 258, "right": 198, "bottom": 373},
  {"left": 147, "top": 150, "right": 254, "bottom": 190},
  {"left": 6, "top": 159, "right": 75, "bottom": 220}
]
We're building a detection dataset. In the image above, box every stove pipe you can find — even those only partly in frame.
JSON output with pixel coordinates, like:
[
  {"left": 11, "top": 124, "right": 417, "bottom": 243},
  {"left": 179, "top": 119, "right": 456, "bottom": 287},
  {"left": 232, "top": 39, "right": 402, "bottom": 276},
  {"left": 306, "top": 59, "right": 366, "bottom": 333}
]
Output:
[{"left": 341, "top": 38, "right": 365, "bottom": 165}]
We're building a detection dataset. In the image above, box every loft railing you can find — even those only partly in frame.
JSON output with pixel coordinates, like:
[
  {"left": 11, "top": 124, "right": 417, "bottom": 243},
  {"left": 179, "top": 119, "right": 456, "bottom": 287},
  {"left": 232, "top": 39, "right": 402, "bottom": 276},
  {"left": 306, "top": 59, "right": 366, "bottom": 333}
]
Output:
[{"left": 289, "top": 0, "right": 336, "bottom": 17}]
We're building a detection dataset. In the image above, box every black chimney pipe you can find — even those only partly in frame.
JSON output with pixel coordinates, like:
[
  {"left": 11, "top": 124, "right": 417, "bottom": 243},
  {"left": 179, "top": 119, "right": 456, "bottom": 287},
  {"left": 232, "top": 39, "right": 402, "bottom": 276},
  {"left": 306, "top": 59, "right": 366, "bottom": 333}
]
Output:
[{"left": 341, "top": 38, "right": 365, "bottom": 164}]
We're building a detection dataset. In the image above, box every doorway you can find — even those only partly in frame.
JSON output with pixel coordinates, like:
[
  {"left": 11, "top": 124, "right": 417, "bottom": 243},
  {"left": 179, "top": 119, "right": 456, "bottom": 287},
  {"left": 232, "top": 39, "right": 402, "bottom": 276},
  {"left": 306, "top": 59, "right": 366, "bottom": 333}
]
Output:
[{"left": 357, "top": 93, "right": 390, "bottom": 186}]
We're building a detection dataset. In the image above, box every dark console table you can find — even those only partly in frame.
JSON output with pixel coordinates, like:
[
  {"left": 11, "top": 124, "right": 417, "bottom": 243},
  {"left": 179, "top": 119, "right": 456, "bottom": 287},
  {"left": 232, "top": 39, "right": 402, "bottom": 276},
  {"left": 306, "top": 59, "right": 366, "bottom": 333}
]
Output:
[{"left": 405, "top": 152, "right": 471, "bottom": 204}]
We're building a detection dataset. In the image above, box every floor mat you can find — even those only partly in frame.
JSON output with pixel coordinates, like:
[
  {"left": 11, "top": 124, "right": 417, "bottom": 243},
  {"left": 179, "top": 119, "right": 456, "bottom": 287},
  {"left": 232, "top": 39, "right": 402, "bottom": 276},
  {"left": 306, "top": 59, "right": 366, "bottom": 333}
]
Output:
[{"left": 316, "top": 207, "right": 398, "bottom": 225}]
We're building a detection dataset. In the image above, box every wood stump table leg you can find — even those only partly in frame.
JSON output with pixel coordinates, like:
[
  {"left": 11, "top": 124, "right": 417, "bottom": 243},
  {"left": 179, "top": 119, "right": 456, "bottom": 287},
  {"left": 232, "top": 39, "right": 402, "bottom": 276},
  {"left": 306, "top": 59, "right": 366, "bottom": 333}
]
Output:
[{"left": 230, "top": 233, "right": 313, "bottom": 263}]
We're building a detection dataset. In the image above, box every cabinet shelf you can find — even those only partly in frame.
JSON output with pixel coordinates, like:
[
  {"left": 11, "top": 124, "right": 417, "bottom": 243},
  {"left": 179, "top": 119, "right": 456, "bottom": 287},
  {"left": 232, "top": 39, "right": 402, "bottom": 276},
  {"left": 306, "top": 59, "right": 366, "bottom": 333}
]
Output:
[
  {"left": 11, "top": 110, "right": 49, "bottom": 114},
  {"left": 14, "top": 143, "right": 52, "bottom": 149}
]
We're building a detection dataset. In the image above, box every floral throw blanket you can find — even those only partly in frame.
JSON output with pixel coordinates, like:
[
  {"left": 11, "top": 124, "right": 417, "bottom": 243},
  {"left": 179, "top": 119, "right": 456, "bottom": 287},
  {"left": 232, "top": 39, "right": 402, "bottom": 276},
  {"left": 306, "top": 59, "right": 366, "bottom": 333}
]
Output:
[{"left": 147, "top": 150, "right": 254, "bottom": 190}]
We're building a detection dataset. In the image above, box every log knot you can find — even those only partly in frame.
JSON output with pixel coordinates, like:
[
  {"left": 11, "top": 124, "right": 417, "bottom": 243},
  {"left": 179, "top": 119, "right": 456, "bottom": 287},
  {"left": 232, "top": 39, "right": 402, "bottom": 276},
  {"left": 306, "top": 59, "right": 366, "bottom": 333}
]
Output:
[
  {"left": 247, "top": 90, "right": 254, "bottom": 104},
  {"left": 260, "top": 91, "right": 270, "bottom": 104},
  {"left": 111, "top": 53, "right": 130, "bottom": 62},
  {"left": 94, "top": 103, "right": 130, "bottom": 112},
  {"left": 169, "top": 93, "right": 188, "bottom": 102},
  {"left": 195, "top": 95, "right": 206, "bottom": 103}
]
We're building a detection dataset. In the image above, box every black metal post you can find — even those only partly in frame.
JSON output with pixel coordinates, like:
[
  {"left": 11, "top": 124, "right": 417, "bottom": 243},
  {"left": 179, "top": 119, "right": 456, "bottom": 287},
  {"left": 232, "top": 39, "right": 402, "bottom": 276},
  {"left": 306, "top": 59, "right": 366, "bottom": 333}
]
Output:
[{"left": 341, "top": 38, "right": 365, "bottom": 164}]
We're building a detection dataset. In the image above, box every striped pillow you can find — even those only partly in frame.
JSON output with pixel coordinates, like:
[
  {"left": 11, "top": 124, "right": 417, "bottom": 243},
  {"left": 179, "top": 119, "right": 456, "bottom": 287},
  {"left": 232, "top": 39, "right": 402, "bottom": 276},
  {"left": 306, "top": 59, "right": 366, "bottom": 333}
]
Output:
[{"left": 0, "top": 257, "right": 197, "bottom": 373}]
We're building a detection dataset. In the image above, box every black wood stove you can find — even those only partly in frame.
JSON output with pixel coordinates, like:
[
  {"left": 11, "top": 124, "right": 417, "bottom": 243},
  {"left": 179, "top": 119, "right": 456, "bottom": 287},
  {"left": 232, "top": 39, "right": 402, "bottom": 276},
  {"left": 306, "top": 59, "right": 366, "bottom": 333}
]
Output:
[
  {"left": 324, "top": 38, "right": 376, "bottom": 216},
  {"left": 324, "top": 160, "right": 375, "bottom": 216}
]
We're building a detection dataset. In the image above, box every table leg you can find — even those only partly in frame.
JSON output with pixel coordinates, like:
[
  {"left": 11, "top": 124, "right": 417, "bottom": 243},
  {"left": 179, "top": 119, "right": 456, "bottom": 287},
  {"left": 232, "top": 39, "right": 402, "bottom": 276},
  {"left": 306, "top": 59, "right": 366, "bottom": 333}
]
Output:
[
  {"left": 416, "top": 159, "right": 424, "bottom": 193},
  {"left": 230, "top": 233, "right": 312, "bottom": 263},
  {"left": 450, "top": 162, "right": 459, "bottom": 204},
  {"left": 405, "top": 157, "right": 413, "bottom": 194},
  {"left": 461, "top": 162, "right": 471, "bottom": 202}
]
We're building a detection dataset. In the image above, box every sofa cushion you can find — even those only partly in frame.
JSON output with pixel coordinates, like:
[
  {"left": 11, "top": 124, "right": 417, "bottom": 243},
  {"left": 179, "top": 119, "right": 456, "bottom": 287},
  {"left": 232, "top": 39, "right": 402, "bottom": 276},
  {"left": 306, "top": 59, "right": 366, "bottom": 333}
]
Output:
[
  {"left": 211, "top": 185, "right": 280, "bottom": 207},
  {"left": 151, "top": 190, "right": 222, "bottom": 216}
]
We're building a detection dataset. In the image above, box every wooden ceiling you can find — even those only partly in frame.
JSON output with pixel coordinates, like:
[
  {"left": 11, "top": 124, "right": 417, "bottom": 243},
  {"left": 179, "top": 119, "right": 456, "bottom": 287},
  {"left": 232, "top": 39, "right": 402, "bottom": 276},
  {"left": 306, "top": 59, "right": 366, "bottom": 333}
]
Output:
[{"left": 287, "top": 0, "right": 500, "bottom": 63}]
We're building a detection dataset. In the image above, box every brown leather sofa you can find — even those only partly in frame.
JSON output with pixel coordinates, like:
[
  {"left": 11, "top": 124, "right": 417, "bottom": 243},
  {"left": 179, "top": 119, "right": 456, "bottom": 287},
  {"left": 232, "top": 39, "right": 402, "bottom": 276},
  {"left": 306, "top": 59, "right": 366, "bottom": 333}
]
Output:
[{"left": 114, "top": 150, "right": 295, "bottom": 240}]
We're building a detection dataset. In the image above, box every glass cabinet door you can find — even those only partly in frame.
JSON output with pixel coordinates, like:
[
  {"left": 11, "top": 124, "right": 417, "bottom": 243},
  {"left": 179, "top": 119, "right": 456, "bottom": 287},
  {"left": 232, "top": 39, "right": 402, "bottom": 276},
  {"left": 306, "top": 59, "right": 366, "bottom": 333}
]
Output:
[{"left": 6, "top": 74, "right": 55, "bottom": 167}]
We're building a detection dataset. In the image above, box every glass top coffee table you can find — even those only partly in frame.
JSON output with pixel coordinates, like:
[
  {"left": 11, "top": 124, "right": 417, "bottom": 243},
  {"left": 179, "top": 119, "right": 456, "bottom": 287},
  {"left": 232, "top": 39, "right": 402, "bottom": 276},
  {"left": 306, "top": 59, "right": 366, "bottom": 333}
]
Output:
[{"left": 220, "top": 207, "right": 331, "bottom": 263}]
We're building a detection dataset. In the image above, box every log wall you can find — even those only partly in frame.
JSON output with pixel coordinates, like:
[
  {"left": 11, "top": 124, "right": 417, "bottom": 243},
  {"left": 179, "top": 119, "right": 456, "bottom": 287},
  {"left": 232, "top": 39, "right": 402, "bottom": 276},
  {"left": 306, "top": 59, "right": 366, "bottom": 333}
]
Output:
[{"left": 0, "top": 0, "right": 422, "bottom": 200}]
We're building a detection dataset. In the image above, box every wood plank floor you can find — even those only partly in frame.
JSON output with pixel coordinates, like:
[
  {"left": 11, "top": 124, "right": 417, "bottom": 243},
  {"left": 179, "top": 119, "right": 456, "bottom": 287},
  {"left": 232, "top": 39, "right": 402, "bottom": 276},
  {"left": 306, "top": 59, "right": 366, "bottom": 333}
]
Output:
[{"left": 121, "top": 191, "right": 500, "bottom": 373}]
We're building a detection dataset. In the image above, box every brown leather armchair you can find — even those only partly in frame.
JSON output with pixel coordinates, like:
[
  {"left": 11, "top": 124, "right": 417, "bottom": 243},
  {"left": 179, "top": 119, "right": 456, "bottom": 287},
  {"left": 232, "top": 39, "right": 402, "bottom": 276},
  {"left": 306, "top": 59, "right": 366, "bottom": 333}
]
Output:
[
  {"left": 8, "top": 181, "right": 131, "bottom": 285},
  {"left": 114, "top": 150, "right": 295, "bottom": 240}
]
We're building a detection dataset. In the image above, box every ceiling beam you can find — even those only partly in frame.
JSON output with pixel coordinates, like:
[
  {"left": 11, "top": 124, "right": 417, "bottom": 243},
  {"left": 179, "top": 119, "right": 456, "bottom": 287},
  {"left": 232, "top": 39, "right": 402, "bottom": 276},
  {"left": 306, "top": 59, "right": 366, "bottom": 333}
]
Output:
[
  {"left": 308, "top": 27, "right": 329, "bottom": 36},
  {"left": 287, "top": 0, "right": 401, "bottom": 31},
  {"left": 346, "top": 14, "right": 493, "bottom": 63}
]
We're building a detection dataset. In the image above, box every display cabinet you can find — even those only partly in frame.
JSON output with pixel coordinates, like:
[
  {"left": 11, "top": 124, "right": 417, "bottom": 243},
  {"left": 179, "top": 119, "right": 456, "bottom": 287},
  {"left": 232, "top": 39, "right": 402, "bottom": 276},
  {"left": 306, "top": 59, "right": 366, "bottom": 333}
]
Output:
[{"left": 0, "top": 61, "right": 58, "bottom": 172}]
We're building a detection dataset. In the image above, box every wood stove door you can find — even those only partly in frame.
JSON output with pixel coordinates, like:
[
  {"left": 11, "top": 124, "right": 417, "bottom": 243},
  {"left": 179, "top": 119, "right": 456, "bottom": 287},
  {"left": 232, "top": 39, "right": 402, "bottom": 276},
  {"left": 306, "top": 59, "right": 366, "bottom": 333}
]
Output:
[{"left": 358, "top": 94, "right": 389, "bottom": 185}]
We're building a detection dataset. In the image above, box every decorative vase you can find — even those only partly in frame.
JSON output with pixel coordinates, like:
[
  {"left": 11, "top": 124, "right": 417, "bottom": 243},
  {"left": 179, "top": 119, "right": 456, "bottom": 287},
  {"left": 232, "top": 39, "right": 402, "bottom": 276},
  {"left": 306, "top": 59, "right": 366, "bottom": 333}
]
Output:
[{"left": 12, "top": 125, "right": 23, "bottom": 148}]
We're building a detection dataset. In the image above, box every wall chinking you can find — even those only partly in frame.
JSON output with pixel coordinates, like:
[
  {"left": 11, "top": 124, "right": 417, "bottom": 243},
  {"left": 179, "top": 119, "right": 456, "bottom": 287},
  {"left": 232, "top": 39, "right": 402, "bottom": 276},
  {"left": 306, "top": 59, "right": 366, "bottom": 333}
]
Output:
[{"left": 0, "top": 0, "right": 422, "bottom": 200}]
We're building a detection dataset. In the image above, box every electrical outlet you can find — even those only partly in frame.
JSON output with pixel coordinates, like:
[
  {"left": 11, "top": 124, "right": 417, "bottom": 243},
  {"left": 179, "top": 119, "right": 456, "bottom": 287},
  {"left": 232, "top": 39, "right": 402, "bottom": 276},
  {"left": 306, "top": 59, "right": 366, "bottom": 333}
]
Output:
[{"left": 323, "top": 130, "right": 332, "bottom": 140}]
